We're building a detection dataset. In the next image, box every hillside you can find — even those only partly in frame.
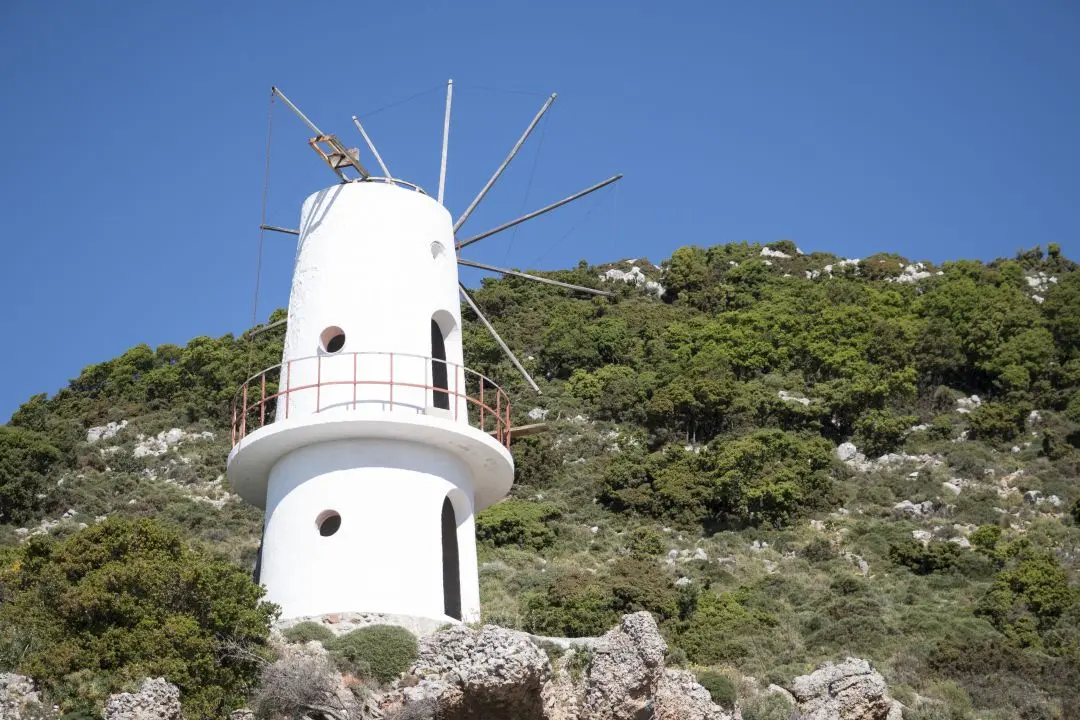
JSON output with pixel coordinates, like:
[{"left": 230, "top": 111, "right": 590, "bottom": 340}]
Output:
[{"left": 2, "top": 241, "right": 1079, "bottom": 719}]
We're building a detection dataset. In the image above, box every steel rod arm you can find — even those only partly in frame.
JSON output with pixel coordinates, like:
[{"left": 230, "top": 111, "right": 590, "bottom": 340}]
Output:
[
  {"left": 271, "top": 86, "right": 326, "bottom": 137},
  {"left": 453, "top": 93, "right": 556, "bottom": 233},
  {"left": 247, "top": 318, "right": 288, "bottom": 337},
  {"left": 438, "top": 79, "right": 453, "bottom": 205},
  {"left": 351, "top": 116, "right": 391, "bottom": 178},
  {"left": 260, "top": 224, "right": 300, "bottom": 236},
  {"left": 459, "top": 283, "right": 541, "bottom": 393},
  {"left": 458, "top": 258, "right": 613, "bottom": 296},
  {"left": 455, "top": 174, "right": 623, "bottom": 250}
]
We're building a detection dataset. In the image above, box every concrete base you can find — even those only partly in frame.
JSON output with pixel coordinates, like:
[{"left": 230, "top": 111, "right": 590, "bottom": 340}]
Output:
[{"left": 276, "top": 611, "right": 458, "bottom": 639}]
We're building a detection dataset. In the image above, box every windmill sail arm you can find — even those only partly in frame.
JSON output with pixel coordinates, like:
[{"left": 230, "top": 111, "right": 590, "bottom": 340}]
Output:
[
  {"left": 458, "top": 259, "right": 612, "bottom": 296},
  {"left": 453, "top": 93, "right": 557, "bottom": 233},
  {"left": 455, "top": 174, "right": 622, "bottom": 250},
  {"left": 459, "top": 283, "right": 541, "bottom": 393}
]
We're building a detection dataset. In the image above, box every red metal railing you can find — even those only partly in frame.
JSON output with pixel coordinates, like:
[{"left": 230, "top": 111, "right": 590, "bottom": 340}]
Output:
[{"left": 231, "top": 351, "right": 511, "bottom": 448}]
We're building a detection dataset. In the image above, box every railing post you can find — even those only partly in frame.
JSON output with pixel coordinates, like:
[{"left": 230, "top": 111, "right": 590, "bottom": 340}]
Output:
[
  {"left": 496, "top": 388, "right": 501, "bottom": 439},
  {"left": 231, "top": 401, "right": 237, "bottom": 445},
  {"left": 260, "top": 373, "right": 266, "bottom": 426},
  {"left": 389, "top": 353, "right": 394, "bottom": 411},
  {"left": 285, "top": 361, "right": 291, "bottom": 419},
  {"left": 353, "top": 352, "right": 357, "bottom": 410},
  {"left": 316, "top": 354, "right": 322, "bottom": 413},
  {"left": 480, "top": 379, "right": 485, "bottom": 432},
  {"left": 454, "top": 366, "right": 459, "bottom": 422},
  {"left": 240, "top": 384, "right": 248, "bottom": 439},
  {"left": 505, "top": 394, "right": 511, "bottom": 446}
]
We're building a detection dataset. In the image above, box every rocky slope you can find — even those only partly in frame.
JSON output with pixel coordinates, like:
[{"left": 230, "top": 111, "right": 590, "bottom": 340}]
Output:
[{"left": 2, "top": 241, "right": 1079, "bottom": 718}]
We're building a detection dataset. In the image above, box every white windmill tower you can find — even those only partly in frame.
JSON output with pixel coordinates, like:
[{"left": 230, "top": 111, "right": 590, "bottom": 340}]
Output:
[{"left": 227, "top": 83, "right": 620, "bottom": 624}]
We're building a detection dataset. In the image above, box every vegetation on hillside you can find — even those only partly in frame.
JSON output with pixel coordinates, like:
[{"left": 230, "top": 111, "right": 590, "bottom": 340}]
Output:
[
  {"left": 1, "top": 242, "right": 1078, "bottom": 718},
  {"left": 0, "top": 519, "right": 276, "bottom": 716}
]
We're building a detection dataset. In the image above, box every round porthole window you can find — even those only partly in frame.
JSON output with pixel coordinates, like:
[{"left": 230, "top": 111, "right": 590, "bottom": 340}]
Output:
[
  {"left": 320, "top": 326, "right": 346, "bottom": 353},
  {"left": 430, "top": 241, "right": 445, "bottom": 259},
  {"left": 316, "top": 510, "right": 341, "bottom": 537}
]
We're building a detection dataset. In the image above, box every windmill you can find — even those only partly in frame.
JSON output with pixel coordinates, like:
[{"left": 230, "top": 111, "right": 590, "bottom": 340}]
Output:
[
  {"left": 258, "top": 82, "right": 620, "bottom": 395},
  {"left": 226, "top": 82, "right": 621, "bottom": 624}
]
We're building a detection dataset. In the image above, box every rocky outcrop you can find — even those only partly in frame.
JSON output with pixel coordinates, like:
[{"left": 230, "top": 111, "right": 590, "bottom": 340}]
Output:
[
  {"left": 0, "top": 674, "right": 51, "bottom": 720},
  {"left": 377, "top": 612, "right": 730, "bottom": 720},
  {"left": 104, "top": 678, "right": 182, "bottom": 720},
  {"left": 789, "top": 658, "right": 902, "bottom": 720},
  {"left": 398, "top": 623, "right": 551, "bottom": 719},
  {"left": 254, "top": 638, "right": 363, "bottom": 720},
  {"left": 654, "top": 669, "right": 732, "bottom": 720},
  {"left": 579, "top": 612, "right": 668, "bottom": 719}
]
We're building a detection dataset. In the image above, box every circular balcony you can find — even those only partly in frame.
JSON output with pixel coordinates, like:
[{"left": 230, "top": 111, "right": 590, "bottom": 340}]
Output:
[{"left": 231, "top": 351, "right": 511, "bottom": 448}]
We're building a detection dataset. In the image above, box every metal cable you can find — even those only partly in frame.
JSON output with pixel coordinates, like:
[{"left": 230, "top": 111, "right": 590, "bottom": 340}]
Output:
[
  {"left": 502, "top": 112, "right": 549, "bottom": 264},
  {"left": 527, "top": 190, "right": 608, "bottom": 268},
  {"left": 355, "top": 84, "right": 444, "bottom": 119}
]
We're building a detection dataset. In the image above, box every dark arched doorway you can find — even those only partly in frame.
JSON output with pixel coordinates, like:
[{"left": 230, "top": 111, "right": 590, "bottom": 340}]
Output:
[
  {"left": 441, "top": 496, "right": 462, "bottom": 620},
  {"left": 431, "top": 319, "right": 450, "bottom": 410}
]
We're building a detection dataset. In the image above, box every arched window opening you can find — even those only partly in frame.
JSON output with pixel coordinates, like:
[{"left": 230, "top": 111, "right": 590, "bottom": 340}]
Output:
[
  {"left": 442, "top": 497, "right": 462, "bottom": 620},
  {"left": 431, "top": 319, "right": 450, "bottom": 410}
]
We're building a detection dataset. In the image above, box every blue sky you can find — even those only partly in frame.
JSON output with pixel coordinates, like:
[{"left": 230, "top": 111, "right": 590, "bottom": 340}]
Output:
[{"left": 1, "top": 1, "right": 1077, "bottom": 421}]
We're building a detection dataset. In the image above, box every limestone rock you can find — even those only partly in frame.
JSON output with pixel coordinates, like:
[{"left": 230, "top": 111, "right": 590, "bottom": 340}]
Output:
[
  {"left": 0, "top": 674, "right": 50, "bottom": 720},
  {"left": 104, "top": 678, "right": 182, "bottom": 720},
  {"left": 400, "top": 623, "right": 550, "bottom": 719},
  {"left": 653, "top": 669, "right": 734, "bottom": 720},
  {"left": 580, "top": 612, "right": 668, "bottom": 720},
  {"left": 377, "top": 614, "right": 728, "bottom": 720},
  {"left": 87, "top": 420, "right": 129, "bottom": 443},
  {"left": 789, "top": 658, "right": 901, "bottom": 720}
]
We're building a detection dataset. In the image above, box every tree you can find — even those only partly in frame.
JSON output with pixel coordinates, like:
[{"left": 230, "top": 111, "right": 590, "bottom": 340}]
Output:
[
  {"left": 475, "top": 500, "right": 561, "bottom": 551},
  {"left": 0, "top": 426, "right": 62, "bottom": 525},
  {"left": 0, "top": 519, "right": 277, "bottom": 716}
]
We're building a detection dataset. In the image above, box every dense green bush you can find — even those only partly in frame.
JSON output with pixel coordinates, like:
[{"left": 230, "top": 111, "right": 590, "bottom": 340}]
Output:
[
  {"left": 476, "top": 500, "right": 561, "bottom": 551},
  {"left": 602, "top": 430, "right": 833, "bottom": 529},
  {"left": 976, "top": 551, "right": 1076, "bottom": 649},
  {"left": 888, "top": 539, "right": 961, "bottom": 575},
  {"left": 967, "top": 403, "right": 1024, "bottom": 443},
  {"left": 0, "top": 518, "right": 276, "bottom": 716},
  {"left": 627, "top": 527, "right": 665, "bottom": 558},
  {"left": 282, "top": 621, "right": 335, "bottom": 646},
  {"left": 853, "top": 409, "right": 918, "bottom": 457},
  {"left": 696, "top": 670, "right": 737, "bottom": 709},
  {"left": 0, "top": 426, "right": 62, "bottom": 524},
  {"left": 326, "top": 625, "right": 419, "bottom": 684},
  {"left": 523, "top": 570, "right": 620, "bottom": 637},
  {"left": 968, "top": 524, "right": 1002, "bottom": 553}
]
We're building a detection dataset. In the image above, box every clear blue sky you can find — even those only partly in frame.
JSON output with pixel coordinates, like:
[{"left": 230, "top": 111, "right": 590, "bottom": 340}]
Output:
[{"left": 1, "top": 1, "right": 1077, "bottom": 422}]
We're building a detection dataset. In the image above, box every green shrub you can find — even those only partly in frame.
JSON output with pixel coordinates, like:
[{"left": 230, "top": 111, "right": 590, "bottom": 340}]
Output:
[
  {"left": 0, "top": 518, "right": 276, "bottom": 716},
  {"left": 283, "top": 621, "right": 335, "bottom": 646},
  {"left": 0, "top": 426, "right": 63, "bottom": 525},
  {"left": 741, "top": 692, "right": 795, "bottom": 720},
  {"left": 523, "top": 570, "right": 619, "bottom": 637},
  {"left": 476, "top": 500, "right": 561, "bottom": 551},
  {"left": 327, "top": 625, "right": 419, "bottom": 684},
  {"left": 968, "top": 403, "right": 1024, "bottom": 443},
  {"left": 801, "top": 537, "right": 835, "bottom": 563},
  {"left": 696, "top": 670, "right": 737, "bottom": 709},
  {"left": 627, "top": 527, "right": 665, "bottom": 559},
  {"left": 853, "top": 409, "right": 918, "bottom": 457},
  {"left": 968, "top": 525, "right": 1002, "bottom": 553},
  {"left": 665, "top": 646, "right": 689, "bottom": 668},
  {"left": 888, "top": 539, "right": 961, "bottom": 575},
  {"left": 566, "top": 646, "right": 593, "bottom": 683}
]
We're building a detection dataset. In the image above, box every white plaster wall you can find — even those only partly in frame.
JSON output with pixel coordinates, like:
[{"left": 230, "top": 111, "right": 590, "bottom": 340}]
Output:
[
  {"left": 260, "top": 438, "right": 481, "bottom": 621},
  {"left": 276, "top": 182, "right": 469, "bottom": 424}
]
